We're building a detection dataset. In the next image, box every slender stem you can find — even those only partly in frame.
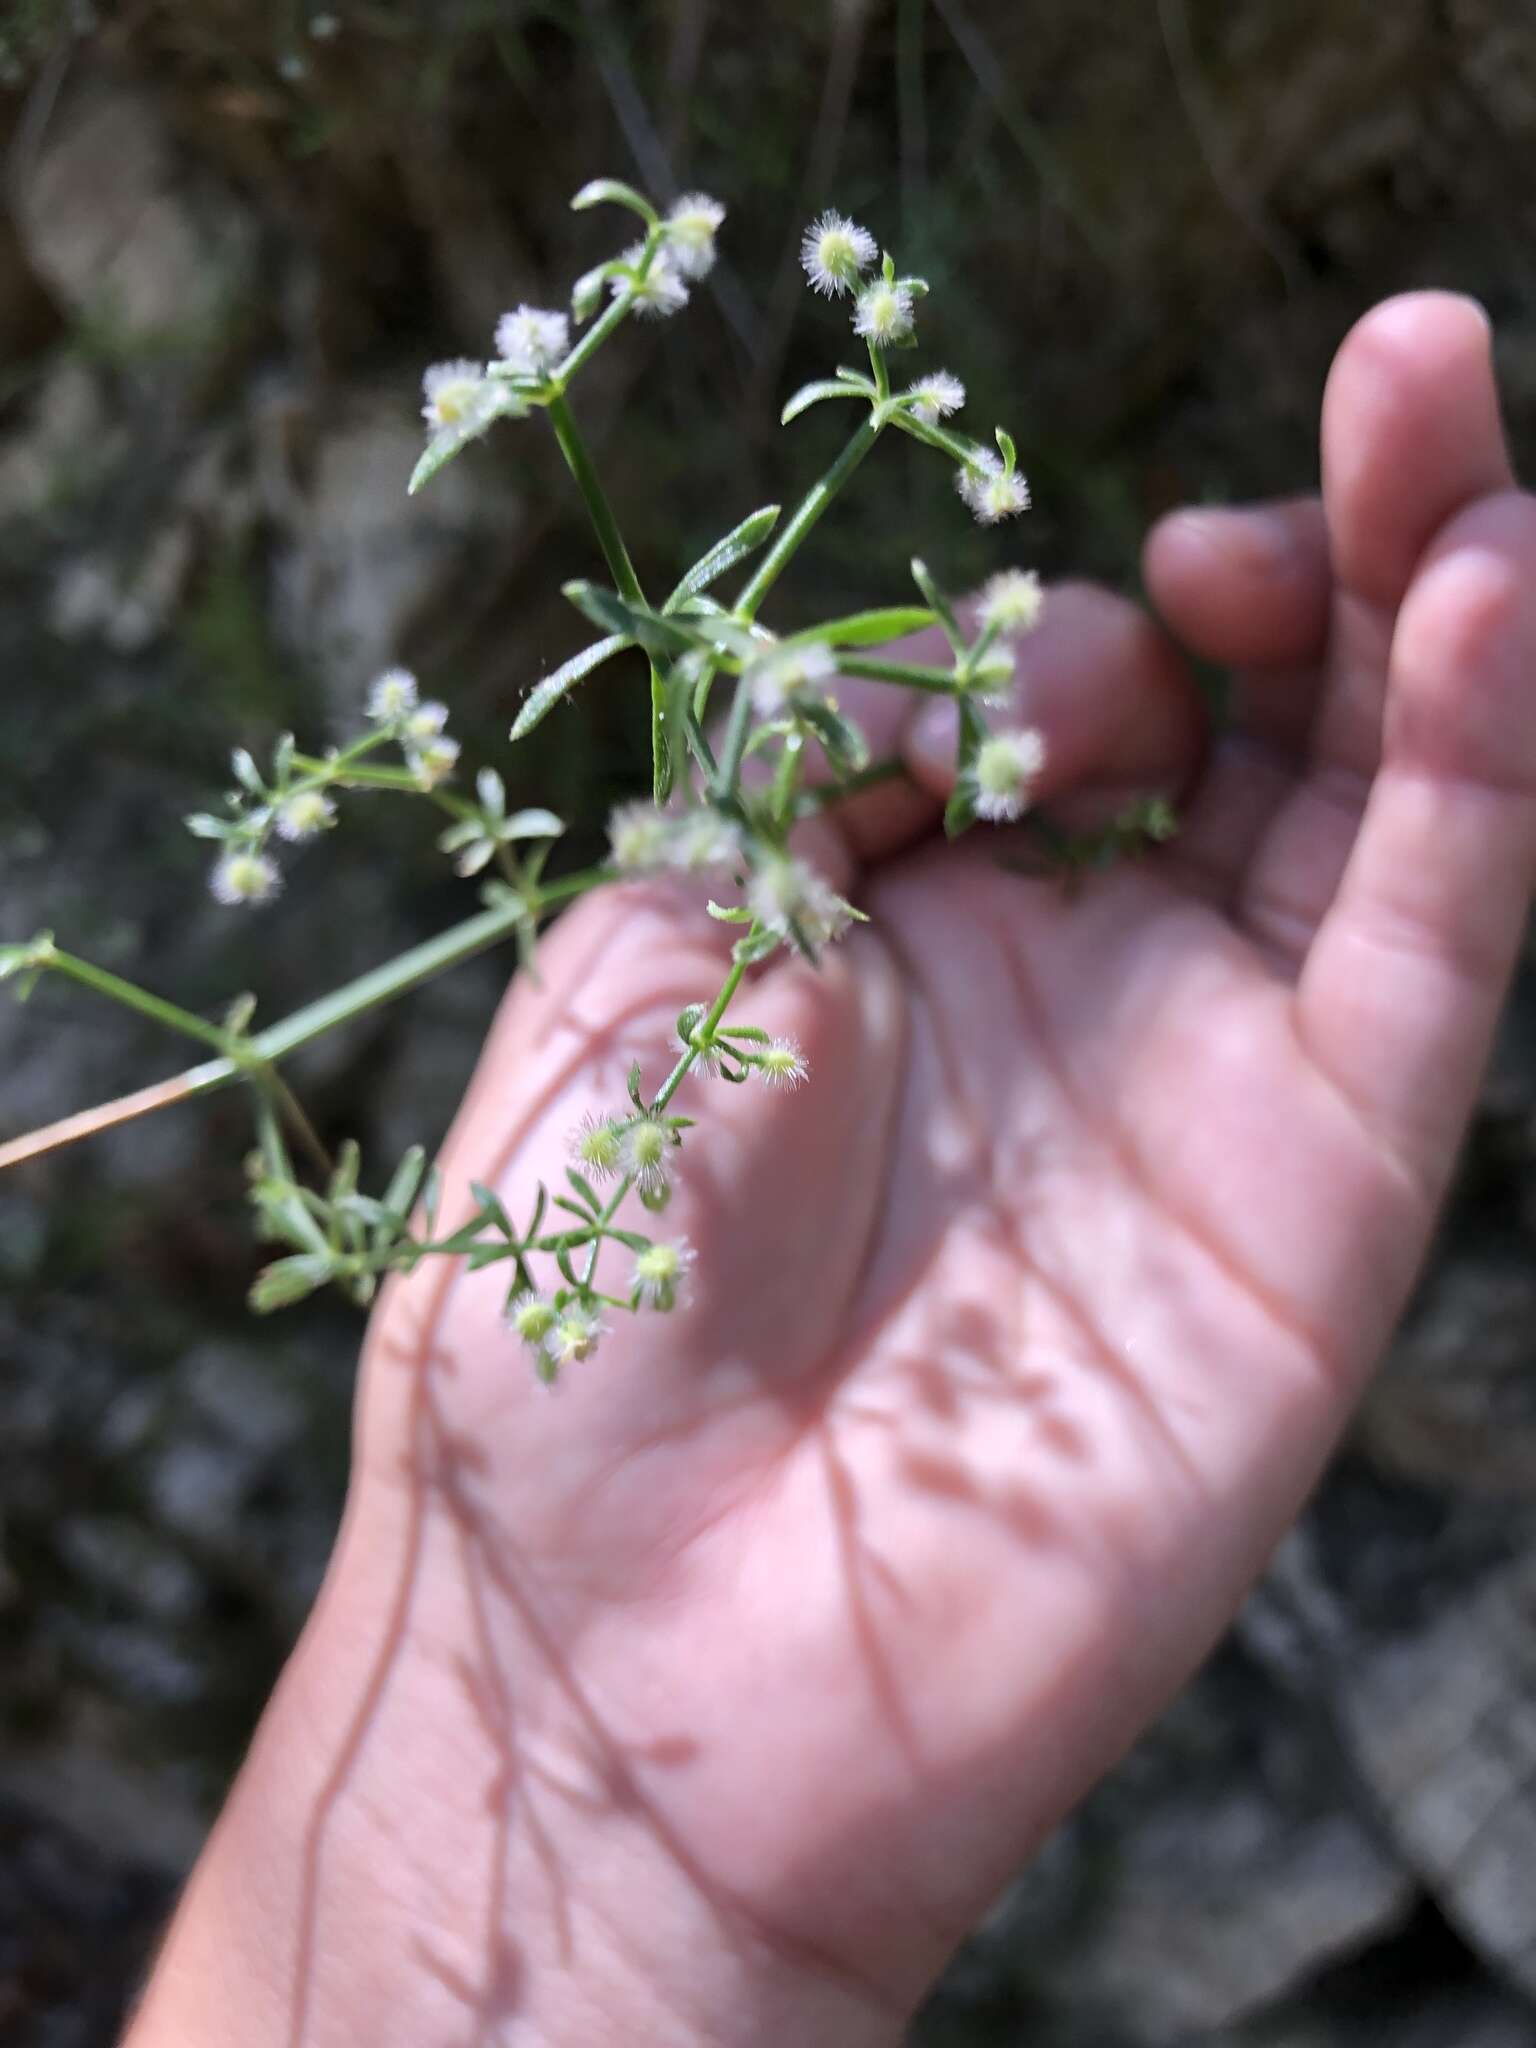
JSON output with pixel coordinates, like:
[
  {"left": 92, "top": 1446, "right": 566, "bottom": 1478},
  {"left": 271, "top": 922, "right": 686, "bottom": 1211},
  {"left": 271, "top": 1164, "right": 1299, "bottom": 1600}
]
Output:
[
  {"left": 654, "top": 951, "right": 750, "bottom": 1112},
  {"left": 1, "top": 869, "right": 615, "bottom": 1172},
  {"left": 887, "top": 409, "right": 978, "bottom": 466},
  {"left": 736, "top": 412, "right": 884, "bottom": 622},
  {"left": 868, "top": 339, "right": 890, "bottom": 403},
  {"left": 836, "top": 656, "right": 957, "bottom": 691},
  {"left": 712, "top": 413, "right": 887, "bottom": 800},
  {"left": 570, "top": 943, "right": 752, "bottom": 1287},
  {"left": 545, "top": 387, "right": 677, "bottom": 799},
  {"left": 252, "top": 869, "right": 607, "bottom": 1063},
  {"left": 545, "top": 391, "right": 644, "bottom": 603},
  {"left": 43, "top": 950, "right": 232, "bottom": 1054},
  {"left": 553, "top": 284, "right": 634, "bottom": 387}
]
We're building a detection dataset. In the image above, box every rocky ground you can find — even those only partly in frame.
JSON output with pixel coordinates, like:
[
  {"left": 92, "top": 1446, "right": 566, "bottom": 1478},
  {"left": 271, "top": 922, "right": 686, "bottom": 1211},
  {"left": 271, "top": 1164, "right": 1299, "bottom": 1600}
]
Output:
[{"left": 2, "top": 5, "right": 1536, "bottom": 2043}]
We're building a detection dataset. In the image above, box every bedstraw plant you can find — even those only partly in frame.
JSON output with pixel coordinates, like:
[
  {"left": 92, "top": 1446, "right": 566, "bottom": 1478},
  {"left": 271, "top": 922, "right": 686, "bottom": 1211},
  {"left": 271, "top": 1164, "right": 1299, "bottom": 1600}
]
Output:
[{"left": 0, "top": 180, "right": 1170, "bottom": 1384}]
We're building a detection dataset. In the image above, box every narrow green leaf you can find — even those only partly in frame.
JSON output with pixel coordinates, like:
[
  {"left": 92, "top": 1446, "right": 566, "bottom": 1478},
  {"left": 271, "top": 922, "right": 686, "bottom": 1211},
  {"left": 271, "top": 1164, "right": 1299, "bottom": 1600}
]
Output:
[
  {"left": 652, "top": 664, "right": 673, "bottom": 805},
  {"left": 510, "top": 634, "right": 628, "bottom": 741},
  {"left": 570, "top": 177, "right": 658, "bottom": 226},
  {"left": 799, "top": 699, "right": 869, "bottom": 775},
  {"left": 663, "top": 505, "right": 782, "bottom": 610},
  {"left": 944, "top": 785, "right": 978, "bottom": 839},
  {"left": 408, "top": 427, "right": 470, "bottom": 497},
  {"left": 781, "top": 606, "right": 937, "bottom": 651},
  {"left": 781, "top": 379, "right": 869, "bottom": 425},
  {"left": 249, "top": 1252, "right": 333, "bottom": 1313},
  {"left": 469, "top": 1179, "right": 514, "bottom": 1237},
  {"left": 561, "top": 583, "right": 699, "bottom": 659},
  {"left": 383, "top": 1145, "right": 427, "bottom": 1218},
  {"left": 565, "top": 1167, "right": 603, "bottom": 1215},
  {"left": 184, "top": 812, "right": 234, "bottom": 841}
]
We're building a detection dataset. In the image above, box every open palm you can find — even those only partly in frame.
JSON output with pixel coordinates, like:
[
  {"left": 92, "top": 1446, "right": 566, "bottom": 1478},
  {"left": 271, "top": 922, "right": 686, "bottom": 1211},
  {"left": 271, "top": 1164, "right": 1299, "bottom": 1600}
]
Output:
[{"left": 280, "top": 295, "right": 1536, "bottom": 2042}]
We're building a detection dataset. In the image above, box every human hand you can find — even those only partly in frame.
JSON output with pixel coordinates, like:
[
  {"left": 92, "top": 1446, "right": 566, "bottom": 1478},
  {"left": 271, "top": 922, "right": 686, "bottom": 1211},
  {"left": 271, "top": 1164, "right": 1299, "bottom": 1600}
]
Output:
[{"left": 129, "top": 294, "right": 1536, "bottom": 2047}]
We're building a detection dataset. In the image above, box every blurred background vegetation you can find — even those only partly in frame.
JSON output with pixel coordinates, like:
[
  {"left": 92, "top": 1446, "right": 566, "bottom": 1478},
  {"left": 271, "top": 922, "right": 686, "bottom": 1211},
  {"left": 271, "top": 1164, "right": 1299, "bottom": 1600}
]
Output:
[{"left": 3, "top": 3, "right": 1536, "bottom": 2043}]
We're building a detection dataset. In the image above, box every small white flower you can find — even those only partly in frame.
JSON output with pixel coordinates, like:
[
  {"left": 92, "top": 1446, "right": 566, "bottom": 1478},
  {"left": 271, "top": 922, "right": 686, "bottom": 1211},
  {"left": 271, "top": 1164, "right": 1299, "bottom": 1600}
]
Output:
[
  {"left": 408, "top": 735, "right": 461, "bottom": 787},
  {"left": 273, "top": 789, "right": 336, "bottom": 842},
  {"left": 907, "top": 372, "right": 966, "bottom": 424},
  {"left": 970, "top": 727, "right": 1047, "bottom": 822},
  {"left": 210, "top": 849, "right": 282, "bottom": 907},
  {"left": 631, "top": 1237, "right": 696, "bottom": 1311},
  {"left": 852, "top": 279, "right": 914, "bottom": 347},
  {"left": 421, "top": 360, "right": 492, "bottom": 432},
  {"left": 800, "top": 210, "right": 878, "bottom": 297},
  {"left": 570, "top": 1113, "right": 624, "bottom": 1180},
  {"left": 669, "top": 808, "right": 743, "bottom": 873},
  {"left": 403, "top": 700, "right": 450, "bottom": 745},
  {"left": 494, "top": 304, "right": 569, "bottom": 376},
  {"left": 619, "top": 1117, "right": 672, "bottom": 1197},
  {"left": 664, "top": 193, "right": 726, "bottom": 279},
  {"left": 550, "top": 1302, "right": 607, "bottom": 1367},
  {"left": 366, "top": 666, "right": 419, "bottom": 723},
  {"left": 754, "top": 1038, "right": 808, "bottom": 1089},
  {"left": 614, "top": 244, "right": 690, "bottom": 318},
  {"left": 978, "top": 568, "right": 1044, "bottom": 637},
  {"left": 608, "top": 800, "right": 674, "bottom": 874},
  {"left": 745, "top": 641, "right": 837, "bottom": 717},
  {"left": 746, "top": 854, "right": 853, "bottom": 947},
  {"left": 967, "top": 645, "right": 1017, "bottom": 708},
  {"left": 507, "top": 1292, "right": 559, "bottom": 1363},
  {"left": 956, "top": 453, "right": 1031, "bottom": 525}
]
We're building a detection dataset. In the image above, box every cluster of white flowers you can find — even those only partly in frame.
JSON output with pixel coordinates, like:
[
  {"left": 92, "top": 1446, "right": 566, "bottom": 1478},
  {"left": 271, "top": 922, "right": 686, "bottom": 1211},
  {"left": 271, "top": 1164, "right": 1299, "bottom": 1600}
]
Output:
[
  {"left": 797, "top": 209, "right": 1027, "bottom": 529},
  {"left": 607, "top": 801, "right": 743, "bottom": 877},
  {"left": 569, "top": 1109, "right": 680, "bottom": 1202},
  {"left": 745, "top": 853, "right": 856, "bottom": 948},
  {"left": 507, "top": 1293, "right": 607, "bottom": 1378},
  {"left": 364, "top": 666, "right": 461, "bottom": 787}
]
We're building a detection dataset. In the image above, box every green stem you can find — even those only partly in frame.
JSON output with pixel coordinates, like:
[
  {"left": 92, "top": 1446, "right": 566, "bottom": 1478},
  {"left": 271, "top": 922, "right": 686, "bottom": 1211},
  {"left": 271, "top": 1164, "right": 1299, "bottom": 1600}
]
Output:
[
  {"left": 553, "top": 283, "right": 634, "bottom": 387},
  {"left": 736, "top": 412, "right": 884, "bottom": 622},
  {"left": 572, "top": 944, "right": 752, "bottom": 1289},
  {"left": 654, "top": 951, "right": 749, "bottom": 1113},
  {"left": 545, "top": 391, "right": 644, "bottom": 603},
  {"left": 836, "top": 656, "right": 957, "bottom": 692},
  {"left": 545, "top": 387, "right": 676, "bottom": 799},
  {"left": 43, "top": 949, "right": 233, "bottom": 1054},
  {"left": 713, "top": 413, "right": 886, "bottom": 800},
  {"left": 887, "top": 409, "right": 978, "bottom": 466}
]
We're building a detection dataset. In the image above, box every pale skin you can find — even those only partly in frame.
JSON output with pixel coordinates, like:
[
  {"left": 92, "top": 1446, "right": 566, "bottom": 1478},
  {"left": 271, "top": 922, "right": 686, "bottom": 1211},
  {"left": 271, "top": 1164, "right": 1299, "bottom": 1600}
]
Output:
[{"left": 127, "top": 294, "right": 1536, "bottom": 2046}]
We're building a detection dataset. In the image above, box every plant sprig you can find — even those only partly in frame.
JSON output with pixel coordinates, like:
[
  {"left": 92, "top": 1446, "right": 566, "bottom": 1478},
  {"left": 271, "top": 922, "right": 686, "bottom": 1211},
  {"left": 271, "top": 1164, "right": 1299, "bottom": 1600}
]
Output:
[{"left": 1, "top": 183, "right": 1177, "bottom": 1384}]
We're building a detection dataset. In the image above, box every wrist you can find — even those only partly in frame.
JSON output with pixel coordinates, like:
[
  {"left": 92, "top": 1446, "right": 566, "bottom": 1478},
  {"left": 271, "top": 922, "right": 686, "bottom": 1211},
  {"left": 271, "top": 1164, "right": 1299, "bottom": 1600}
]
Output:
[{"left": 125, "top": 1471, "right": 898, "bottom": 2048}]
